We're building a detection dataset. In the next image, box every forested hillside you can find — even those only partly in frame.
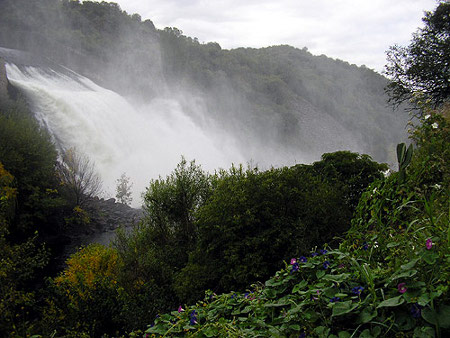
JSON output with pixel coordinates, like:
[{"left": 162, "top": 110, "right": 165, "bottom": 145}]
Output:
[{"left": 0, "top": 0, "right": 408, "bottom": 164}]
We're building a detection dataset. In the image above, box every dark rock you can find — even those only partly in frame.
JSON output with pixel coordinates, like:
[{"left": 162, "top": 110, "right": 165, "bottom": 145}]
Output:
[{"left": 57, "top": 197, "right": 144, "bottom": 267}]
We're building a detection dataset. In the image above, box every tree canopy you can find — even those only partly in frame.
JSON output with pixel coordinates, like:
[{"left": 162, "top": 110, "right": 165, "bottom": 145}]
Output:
[{"left": 385, "top": 2, "right": 450, "bottom": 110}]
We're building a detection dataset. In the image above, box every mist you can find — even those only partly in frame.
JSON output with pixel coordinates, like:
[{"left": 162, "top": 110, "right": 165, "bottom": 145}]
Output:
[
  {"left": 5, "top": 62, "right": 251, "bottom": 206},
  {"left": 0, "top": 0, "right": 409, "bottom": 207}
]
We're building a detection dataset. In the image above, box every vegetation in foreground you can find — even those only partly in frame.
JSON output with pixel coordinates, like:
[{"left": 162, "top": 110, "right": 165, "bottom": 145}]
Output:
[{"left": 143, "top": 105, "right": 449, "bottom": 337}]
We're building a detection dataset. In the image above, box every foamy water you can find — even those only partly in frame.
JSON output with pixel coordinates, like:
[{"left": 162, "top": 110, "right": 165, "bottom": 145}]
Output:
[{"left": 6, "top": 64, "right": 246, "bottom": 206}]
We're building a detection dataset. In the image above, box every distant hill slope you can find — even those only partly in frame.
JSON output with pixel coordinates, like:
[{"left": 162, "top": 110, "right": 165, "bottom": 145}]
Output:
[{"left": 0, "top": 0, "right": 408, "bottom": 164}]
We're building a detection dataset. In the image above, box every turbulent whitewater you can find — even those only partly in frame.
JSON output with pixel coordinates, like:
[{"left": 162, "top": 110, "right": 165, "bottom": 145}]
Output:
[{"left": 6, "top": 63, "right": 246, "bottom": 206}]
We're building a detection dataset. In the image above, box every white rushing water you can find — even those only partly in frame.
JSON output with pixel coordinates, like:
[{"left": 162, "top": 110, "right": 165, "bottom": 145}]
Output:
[{"left": 6, "top": 64, "right": 246, "bottom": 206}]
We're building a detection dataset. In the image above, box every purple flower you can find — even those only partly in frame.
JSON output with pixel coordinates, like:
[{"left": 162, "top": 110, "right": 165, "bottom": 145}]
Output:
[
  {"left": 323, "top": 261, "right": 330, "bottom": 269},
  {"left": 426, "top": 238, "right": 433, "bottom": 250},
  {"left": 178, "top": 305, "right": 184, "bottom": 313},
  {"left": 352, "top": 286, "right": 364, "bottom": 295},
  {"left": 299, "top": 333, "right": 306, "bottom": 338},
  {"left": 362, "top": 242, "right": 369, "bottom": 251},
  {"left": 299, "top": 256, "right": 307, "bottom": 263},
  {"left": 338, "top": 263, "right": 345, "bottom": 269},
  {"left": 411, "top": 303, "right": 422, "bottom": 318},
  {"left": 320, "top": 249, "right": 328, "bottom": 255},
  {"left": 398, "top": 282, "right": 407, "bottom": 294},
  {"left": 291, "top": 262, "right": 300, "bottom": 272},
  {"left": 310, "top": 290, "right": 320, "bottom": 301},
  {"left": 330, "top": 297, "right": 341, "bottom": 303},
  {"left": 311, "top": 252, "right": 319, "bottom": 257},
  {"left": 190, "top": 310, "right": 198, "bottom": 325},
  {"left": 290, "top": 258, "right": 297, "bottom": 265}
]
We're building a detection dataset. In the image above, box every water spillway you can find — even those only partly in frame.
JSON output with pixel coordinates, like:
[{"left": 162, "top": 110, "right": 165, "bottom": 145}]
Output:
[{"left": 5, "top": 62, "right": 245, "bottom": 206}]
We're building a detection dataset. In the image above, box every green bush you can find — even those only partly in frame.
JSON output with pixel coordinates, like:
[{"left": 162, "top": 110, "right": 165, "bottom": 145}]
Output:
[{"left": 44, "top": 244, "right": 123, "bottom": 336}]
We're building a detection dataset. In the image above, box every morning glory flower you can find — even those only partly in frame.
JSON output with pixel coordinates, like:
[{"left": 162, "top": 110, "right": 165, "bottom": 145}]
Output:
[
  {"left": 320, "top": 249, "right": 328, "bottom": 255},
  {"left": 398, "top": 282, "right": 407, "bottom": 294},
  {"left": 190, "top": 310, "right": 198, "bottom": 325},
  {"left": 362, "top": 242, "right": 369, "bottom": 250},
  {"left": 323, "top": 261, "right": 330, "bottom": 269},
  {"left": 290, "top": 258, "right": 297, "bottom": 265},
  {"left": 329, "top": 297, "right": 341, "bottom": 303},
  {"left": 291, "top": 262, "right": 300, "bottom": 272},
  {"left": 299, "top": 256, "right": 307, "bottom": 263},
  {"left": 432, "top": 122, "right": 439, "bottom": 129},
  {"left": 426, "top": 238, "right": 433, "bottom": 250},
  {"left": 411, "top": 303, "right": 422, "bottom": 318},
  {"left": 311, "top": 252, "right": 319, "bottom": 257},
  {"left": 352, "top": 286, "right": 364, "bottom": 295},
  {"left": 178, "top": 305, "right": 184, "bottom": 313}
]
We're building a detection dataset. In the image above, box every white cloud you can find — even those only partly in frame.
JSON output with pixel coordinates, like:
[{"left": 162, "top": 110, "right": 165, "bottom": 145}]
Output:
[{"left": 112, "top": 0, "right": 438, "bottom": 72}]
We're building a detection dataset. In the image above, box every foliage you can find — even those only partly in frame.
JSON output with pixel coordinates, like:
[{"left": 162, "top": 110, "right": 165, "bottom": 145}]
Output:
[
  {"left": 139, "top": 157, "right": 211, "bottom": 255},
  {"left": 385, "top": 2, "right": 450, "bottom": 109},
  {"left": 56, "top": 147, "right": 102, "bottom": 207},
  {"left": 0, "top": 162, "right": 49, "bottom": 337},
  {"left": 143, "top": 106, "right": 449, "bottom": 337},
  {"left": 64, "top": 205, "right": 91, "bottom": 228},
  {"left": 109, "top": 152, "right": 386, "bottom": 327},
  {"left": 312, "top": 151, "right": 388, "bottom": 210},
  {"left": 177, "top": 164, "right": 350, "bottom": 303},
  {"left": 0, "top": 100, "right": 64, "bottom": 235},
  {"left": 45, "top": 243, "right": 123, "bottom": 336},
  {"left": 396, "top": 142, "right": 413, "bottom": 182},
  {"left": 116, "top": 172, "right": 133, "bottom": 205},
  {"left": 112, "top": 158, "right": 212, "bottom": 328}
]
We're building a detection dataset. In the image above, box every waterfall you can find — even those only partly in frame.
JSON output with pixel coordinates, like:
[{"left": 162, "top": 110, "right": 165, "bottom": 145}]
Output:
[{"left": 5, "top": 63, "right": 246, "bottom": 206}]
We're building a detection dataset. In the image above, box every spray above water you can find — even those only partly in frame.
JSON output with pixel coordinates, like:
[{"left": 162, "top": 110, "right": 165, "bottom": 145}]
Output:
[{"left": 6, "top": 63, "right": 247, "bottom": 206}]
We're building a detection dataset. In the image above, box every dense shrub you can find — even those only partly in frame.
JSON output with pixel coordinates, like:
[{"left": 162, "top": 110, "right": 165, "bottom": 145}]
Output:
[
  {"left": 113, "top": 151, "right": 384, "bottom": 322},
  {"left": 44, "top": 244, "right": 123, "bottom": 336},
  {"left": 176, "top": 164, "right": 350, "bottom": 302}
]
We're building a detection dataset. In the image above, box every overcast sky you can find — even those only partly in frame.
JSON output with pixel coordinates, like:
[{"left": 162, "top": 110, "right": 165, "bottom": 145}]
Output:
[{"left": 111, "top": 0, "right": 439, "bottom": 72}]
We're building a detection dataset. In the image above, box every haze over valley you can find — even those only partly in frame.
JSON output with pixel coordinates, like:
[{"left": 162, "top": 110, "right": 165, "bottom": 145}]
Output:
[{"left": 0, "top": 0, "right": 412, "bottom": 204}]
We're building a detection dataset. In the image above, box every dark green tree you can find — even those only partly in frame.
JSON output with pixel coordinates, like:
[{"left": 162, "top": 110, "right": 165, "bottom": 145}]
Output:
[
  {"left": 0, "top": 100, "right": 64, "bottom": 235},
  {"left": 385, "top": 2, "right": 450, "bottom": 109},
  {"left": 312, "top": 151, "right": 388, "bottom": 211},
  {"left": 175, "top": 164, "right": 350, "bottom": 303},
  {"left": 113, "top": 158, "right": 211, "bottom": 327}
]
